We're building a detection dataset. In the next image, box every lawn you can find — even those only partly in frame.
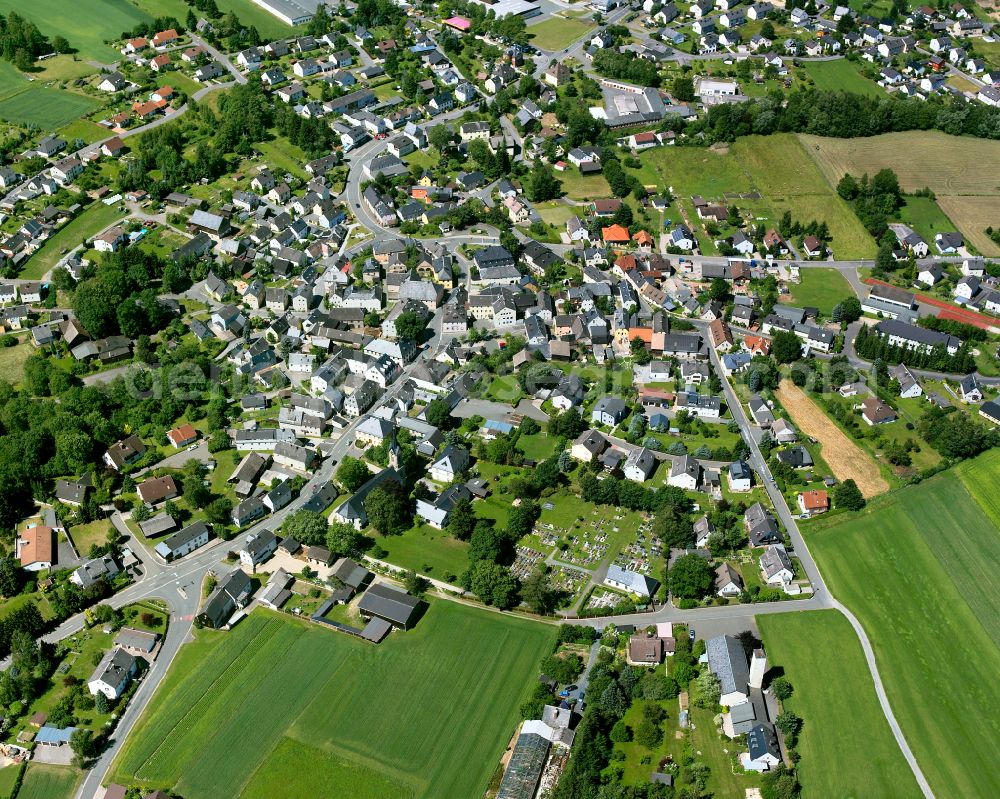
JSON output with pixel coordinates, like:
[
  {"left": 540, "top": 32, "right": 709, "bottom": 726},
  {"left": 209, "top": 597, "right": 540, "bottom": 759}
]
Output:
[
  {"left": 896, "top": 195, "right": 957, "bottom": 246},
  {"left": 557, "top": 169, "right": 611, "bottom": 201},
  {"left": 799, "top": 59, "right": 883, "bottom": 98},
  {"left": 16, "top": 765, "right": 81, "bottom": 799},
  {"left": 0, "top": 0, "right": 150, "bottom": 62},
  {"left": 255, "top": 136, "right": 310, "bottom": 181},
  {"left": 110, "top": 603, "right": 553, "bottom": 799},
  {"left": 787, "top": 267, "right": 854, "bottom": 316},
  {"left": 19, "top": 202, "right": 124, "bottom": 279},
  {"left": 806, "top": 449, "right": 1000, "bottom": 798},
  {"left": 33, "top": 55, "right": 97, "bottom": 83},
  {"left": 68, "top": 519, "right": 112, "bottom": 555},
  {"left": 0, "top": 87, "right": 97, "bottom": 129},
  {"left": 378, "top": 523, "right": 470, "bottom": 578},
  {"left": 517, "top": 432, "right": 559, "bottom": 461},
  {"left": 527, "top": 16, "right": 595, "bottom": 51},
  {"left": 758, "top": 611, "right": 921, "bottom": 799},
  {"left": 0, "top": 340, "right": 32, "bottom": 387}
]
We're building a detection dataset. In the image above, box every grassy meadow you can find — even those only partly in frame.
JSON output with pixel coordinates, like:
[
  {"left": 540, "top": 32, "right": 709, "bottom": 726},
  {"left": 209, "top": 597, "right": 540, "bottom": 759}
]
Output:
[
  {"left": 786, "top": 267, "right": 854, "bottom": 316},
  {"left": 758, "top": 611, "right": 922, "bottom": 799},
  {"left": 110, "top": 602, "right": 553, "bottom": 799},
  {"left": 807, "top": 449, "right": 1000, "bottom": 798}
]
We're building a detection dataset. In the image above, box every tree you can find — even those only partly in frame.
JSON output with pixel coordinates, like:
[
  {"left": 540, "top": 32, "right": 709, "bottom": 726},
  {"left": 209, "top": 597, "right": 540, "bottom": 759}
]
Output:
[
  {"left": 424, "top": 398, "right": 454, "bottom": 431},
  {"left": 521, "top": 570, "right": 556, "bottom": 615},
  {"left": 772, "top": 330, "right": 803, "bottom": 363},
  {"left": 364, "top": 481, "right": 412, "bottom": 535},
  {"left": 668, "top": 554, "right": 714, "bottom": 600},
  {"left": 94, "top": 691, "right": 111, "bottom": 714},
  {"left": 634, "top": 717, "right": 663, "bottom": 749},
  {"left": 446, "top": 498, "right": 477, "bottom": 541},
  {"left": 403, "top": 569, "right": 429, "bottom": 596},
  {"left": 598, "top": 681, "right": 629, "bottom": 717},
  {"left": 336, "top": 456, "right": 370, "bottom": 493},
  {"left": 671, "top": 75, "right": 695, "bottom": 102},
  {"left": 770, "top": 676, "right": 793, "bottom": 700},
  {"left": 281, "top": 509, "right": 329, "bottom": 545},
  {"left": 0, "top": 556, "right": 20, "bottom": 598},
  {"left": 760, "top": 20, "right": 776, "bottom": 39},
  {"left": 775, "top": 709, "right": 803, "bottom": 738},
  {"left": 428, "top": 124, "right": 452, "bottom": 153},
  {"left": 694, "top": 670, "right": 721, "bottom": 708},
  {"left": 609, "top": 720, "right": 632, "bottom": 743},
  {"left": 394, "top": 311, "right": 428, "bottom": 342},
  {"left": 833, "top": 478, "right": 865, "bottom": 511},
  {"left": 653, "top": 507, "right": 692, "bottom": 549},
  {"left": 70, "top": 728, "right": 97, "bottom": 765},
  {"left": 840, "top": 296, "right": 862, "bottom": 322},
  {"left": 325, "top": 522, "right": 363, "bottom": 559},
  {"left": 525, "top": 161, "right": 561, "bottom": 203},
  {"left": 469, "top": 561, "right": 519, "bottom": 608}
]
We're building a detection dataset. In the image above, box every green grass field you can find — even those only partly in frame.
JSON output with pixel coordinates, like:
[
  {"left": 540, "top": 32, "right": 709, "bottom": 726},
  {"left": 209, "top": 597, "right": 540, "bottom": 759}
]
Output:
[
  {"left": 0, "top": 763, "right": 20, "bottom": 798},
  {"left": 0, "top": 340, "right": 32, "bottom": 387},
  {"left": 787, "top": 267, "right": 854, "bottom": 316},
  {"left": 111, "top": 603, "right": 553, "bottom": 799},
  {"left": 378, "top": 523, "right": 470, "bottom": 577},
  {"left": 807, "top": 449, "right": 1000, "bottom": 798},
  {"left": 0, "top": 86, "right": 97, "bottom": 128},
  {"left": 896, "top": 195, "right": 956, "bottom": 246},
  {"left": 800, "top": 59, "right": 883, "bottom": 98},
  {"left": 19, "top": 202, "right": 124, "bottom": 279},
  {"left": 631, "top": 135, "right": 876, "bottom": 257},
  {"left": 758, "top": 611, "right": 921, "bottom": 799},
  {"left": 241, "top": 738, "right": 408, "bottom": 799},
  {"left": 68, "top": 519, "right": 111, "bottom": 554},
  {"left": 0, "top": 62, "right": 28, "bottom": 100},
  {"left": 16, "top": 764, "right": 81, "bottom": 799},
  {"left": 0, "top": 0, "right": 149, "bottom": 62},
  {"left": 527, "top": 16, "right": 595, "bottom": 51}
]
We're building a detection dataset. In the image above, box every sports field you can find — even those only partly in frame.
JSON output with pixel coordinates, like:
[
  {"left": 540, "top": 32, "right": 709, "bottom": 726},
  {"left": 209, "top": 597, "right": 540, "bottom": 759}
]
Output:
[
  {"left": 807, "top": 449, "right": 1000, "bottom": 798},
  {"left": 775, "top": 380, "right": 888, "bottom": 496},
  {"left": 787, "top": 267, "right": 854, "bottom": 316},
  {"left": 16, "top": 764, "right": 82, "bottom": 799},
  {"left": 758, "top": 611, "right": 920, "bottom": 799},
  {"left": 111, "top": 602, "right": 554, "bottom": 799}
]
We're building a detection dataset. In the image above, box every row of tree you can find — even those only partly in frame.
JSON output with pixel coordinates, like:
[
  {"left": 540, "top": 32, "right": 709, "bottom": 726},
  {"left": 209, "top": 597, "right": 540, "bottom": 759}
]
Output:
[{"left": 691, "top": 89, "right": 1000, "bottom": 144}]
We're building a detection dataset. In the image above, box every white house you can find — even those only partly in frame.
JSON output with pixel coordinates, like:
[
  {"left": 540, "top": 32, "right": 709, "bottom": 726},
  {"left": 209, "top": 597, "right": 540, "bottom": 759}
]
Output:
[
  {"left": 667, "top": 455, "right": 701, "bottom": 490},
  {"left": 759, "top": 544, "right": 793, "bottom": 585},
  {"left": 88, "top": 647, "right": 138, "bottom": 699}
]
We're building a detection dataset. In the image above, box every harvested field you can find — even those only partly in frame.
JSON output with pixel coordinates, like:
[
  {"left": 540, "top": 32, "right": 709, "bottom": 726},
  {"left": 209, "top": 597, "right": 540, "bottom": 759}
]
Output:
[
  {"left": 775, "top": 380, "right": 889, "bottom": 497},
  {"left": 935, "top": 195, "right": 1000, "bottom": 257},
  {"left": 800, "top": 132, "right": 1000, "bottom": 196}
]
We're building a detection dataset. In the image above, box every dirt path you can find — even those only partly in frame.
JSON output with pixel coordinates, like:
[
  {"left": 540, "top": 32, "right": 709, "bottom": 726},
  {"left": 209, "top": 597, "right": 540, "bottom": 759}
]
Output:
[{"left": 776, "top": 380, "right": 889, "bottom": 497}]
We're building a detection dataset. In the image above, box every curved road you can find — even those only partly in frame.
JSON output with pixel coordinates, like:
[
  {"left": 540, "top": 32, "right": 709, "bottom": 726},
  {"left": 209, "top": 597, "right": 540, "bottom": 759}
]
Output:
[{"left": 39, "top": 22, "right": 960, "bottom": 798}]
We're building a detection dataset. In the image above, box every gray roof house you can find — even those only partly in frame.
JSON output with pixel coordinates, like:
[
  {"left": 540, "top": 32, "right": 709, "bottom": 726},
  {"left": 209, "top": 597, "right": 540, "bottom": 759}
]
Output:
[
  {"left": 198, "top": 569, "right": 253, "bottom": 629},
  {"left": 706, "top": 634, "right": 750, "bottom": 706}
]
